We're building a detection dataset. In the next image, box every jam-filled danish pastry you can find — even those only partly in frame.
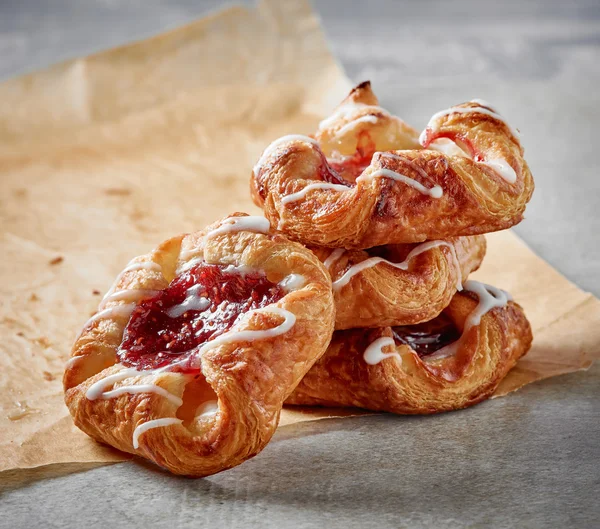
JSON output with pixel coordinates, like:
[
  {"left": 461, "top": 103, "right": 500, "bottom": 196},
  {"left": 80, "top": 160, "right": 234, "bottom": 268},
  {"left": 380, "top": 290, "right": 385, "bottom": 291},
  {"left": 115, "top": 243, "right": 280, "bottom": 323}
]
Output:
[
  {"left": 251, "top": 81, "right": 534, "bottom": 249},
  {"left": 64, "top": 213, "right": 335, "bottom": 476},
  {"left": 286, "top": 281, "right": 532, "bottom": 414},
  {"left": 315, "top": 235, "right": 486, "bottom": 330}
]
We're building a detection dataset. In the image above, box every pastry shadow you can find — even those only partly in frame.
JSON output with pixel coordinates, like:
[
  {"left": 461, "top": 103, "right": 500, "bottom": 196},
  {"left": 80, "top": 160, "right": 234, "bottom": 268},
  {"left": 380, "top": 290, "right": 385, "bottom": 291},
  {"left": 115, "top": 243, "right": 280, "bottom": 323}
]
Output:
[
  {"left": 0, "top": 462, "right": 122, "bottom": 493},
  {"left": 176, "top": 411, "right": 485, "bottom": 516},
  {"left": 5, "top": 369, "right": 590, "bottom": 497}
]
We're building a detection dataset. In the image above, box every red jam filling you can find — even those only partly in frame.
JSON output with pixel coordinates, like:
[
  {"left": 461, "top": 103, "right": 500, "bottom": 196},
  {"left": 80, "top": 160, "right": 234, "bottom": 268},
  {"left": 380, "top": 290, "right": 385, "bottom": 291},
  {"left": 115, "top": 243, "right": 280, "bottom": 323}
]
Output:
[
  {"left": 392, "top": 313, "right": 460, "bottom": 358},
  {"left": 327, "top": 131, "right": 376, "bottom": 184},
  {"left": 117, "top": 263, "right": 284, "bottom": 372}
]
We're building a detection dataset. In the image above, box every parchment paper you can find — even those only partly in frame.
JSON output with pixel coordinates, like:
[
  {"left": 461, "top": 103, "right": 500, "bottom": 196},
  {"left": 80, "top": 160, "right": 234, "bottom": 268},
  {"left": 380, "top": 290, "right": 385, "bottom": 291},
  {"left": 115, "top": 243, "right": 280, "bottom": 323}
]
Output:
[{"left": 0, "top": 0, "right": 598, "bottom": 477}]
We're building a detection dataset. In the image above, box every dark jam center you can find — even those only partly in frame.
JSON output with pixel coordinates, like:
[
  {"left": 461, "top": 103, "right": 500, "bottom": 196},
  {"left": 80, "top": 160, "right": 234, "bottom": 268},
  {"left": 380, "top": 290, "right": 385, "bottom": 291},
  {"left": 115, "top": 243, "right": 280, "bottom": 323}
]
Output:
[
  {"left": 117, "top": 264, "right": 284, "bottom": 372},
  {"left": 392, "top": 313, "right": 460, "bottom": 358}
]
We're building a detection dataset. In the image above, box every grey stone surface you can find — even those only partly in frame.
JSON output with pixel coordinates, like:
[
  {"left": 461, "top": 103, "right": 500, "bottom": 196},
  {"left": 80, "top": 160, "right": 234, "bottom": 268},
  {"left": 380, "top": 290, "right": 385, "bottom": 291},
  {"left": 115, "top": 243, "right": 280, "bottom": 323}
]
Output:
[{"left": 0, "top": 1, "right": 598, "bottom": 528}]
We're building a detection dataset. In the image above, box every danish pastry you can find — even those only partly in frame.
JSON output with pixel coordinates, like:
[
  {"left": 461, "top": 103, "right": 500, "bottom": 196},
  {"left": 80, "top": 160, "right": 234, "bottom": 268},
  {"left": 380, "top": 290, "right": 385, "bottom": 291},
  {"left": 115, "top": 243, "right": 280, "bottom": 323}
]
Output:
[
  {"left": 251, "top": 81, "right": 534, "bottom": 249},
  {"left": 314, "top": 235, "right": 486, "bottom": 330},
  {"left": 286, "top": 281, "right": 532, "bottom": 414},
  {"left": 64, "top": 213, "right": 335, "bottom": 477}
]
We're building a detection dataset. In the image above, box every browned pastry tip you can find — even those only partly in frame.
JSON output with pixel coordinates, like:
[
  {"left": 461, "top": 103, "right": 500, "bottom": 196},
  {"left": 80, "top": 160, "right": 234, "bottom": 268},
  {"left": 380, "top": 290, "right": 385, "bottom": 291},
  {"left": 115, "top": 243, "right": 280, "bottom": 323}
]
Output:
[
  {"left": 313, "top": 234, "right": 486, "bottom": 330},
  {"left": 315, "top": 80, "right": 422, "bottom": 160},
  {"left": 286, "top": 282, "right": 532, "bottom": 414},
  {"left": 64, "top": 213, "right": 335, "bottom": 476},
  {"left": 251, "top": 83, "right": 534, "bottom": 249}
]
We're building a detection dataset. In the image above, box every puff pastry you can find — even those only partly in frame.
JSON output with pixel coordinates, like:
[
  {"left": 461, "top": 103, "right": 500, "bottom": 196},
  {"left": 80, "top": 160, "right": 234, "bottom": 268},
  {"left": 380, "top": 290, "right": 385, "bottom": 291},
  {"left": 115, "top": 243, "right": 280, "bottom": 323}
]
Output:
[
  {"left": 64, "top": 213, "right": 335, "bottom": 476},
  {"left": 286, "top": 281, "right": 532, "bottom": 414},
  {"left": 314, "top": 235, "right": 486, "bottom": 330},
  {"left": 251, "top": 81, "right": 534, "bottom": 249}
]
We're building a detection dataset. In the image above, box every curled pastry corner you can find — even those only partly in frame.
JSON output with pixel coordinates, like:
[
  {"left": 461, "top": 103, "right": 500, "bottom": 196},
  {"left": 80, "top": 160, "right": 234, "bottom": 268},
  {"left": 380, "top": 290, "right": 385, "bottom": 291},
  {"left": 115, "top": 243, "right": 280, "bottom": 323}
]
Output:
[
  {"left": 64, "top": 213, "right": 335, "bottom": 477},
  {"left": 314, "top": 235, "right": 486, "bottom": 330},
  {"left": 251, "top": 81, "right": 534, "bottom": 249},
  {"left": 286, "top": 281, "right": 533, "bottom": 414}
]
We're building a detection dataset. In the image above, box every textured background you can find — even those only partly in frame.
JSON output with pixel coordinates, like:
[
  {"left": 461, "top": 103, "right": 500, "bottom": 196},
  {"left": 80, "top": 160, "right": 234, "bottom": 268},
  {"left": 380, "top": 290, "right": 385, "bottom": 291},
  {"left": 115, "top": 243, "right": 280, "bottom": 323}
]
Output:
[{"left": 1, "top": 1, "right": 599, "bottom": 528}]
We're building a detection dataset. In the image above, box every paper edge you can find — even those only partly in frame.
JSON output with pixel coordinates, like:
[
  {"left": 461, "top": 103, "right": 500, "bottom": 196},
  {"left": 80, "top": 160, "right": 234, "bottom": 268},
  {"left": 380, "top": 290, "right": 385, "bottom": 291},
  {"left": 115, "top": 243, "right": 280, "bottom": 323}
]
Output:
[
  {"left": 0, "top": 3, "right": 249, "bottom": 83},
  {"left": 501, "top": 230, "right": 596, "bottom": 301}
]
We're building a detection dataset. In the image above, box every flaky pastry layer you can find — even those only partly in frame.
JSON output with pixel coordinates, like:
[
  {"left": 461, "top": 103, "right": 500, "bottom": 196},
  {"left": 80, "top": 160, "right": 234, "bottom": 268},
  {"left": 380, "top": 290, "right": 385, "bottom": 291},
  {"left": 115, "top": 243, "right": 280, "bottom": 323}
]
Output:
[
  {"left": 252, "top": 82, "right": 534, "bottom": 249},
  {"left": 286, "top": 290, "right": 532, "bottom": 414},
  {"left": 314, "top": 235, "right": 486, "bottom": 330},
  {"left": 64, "top": 213, "right": 335, "bottom": 476}
]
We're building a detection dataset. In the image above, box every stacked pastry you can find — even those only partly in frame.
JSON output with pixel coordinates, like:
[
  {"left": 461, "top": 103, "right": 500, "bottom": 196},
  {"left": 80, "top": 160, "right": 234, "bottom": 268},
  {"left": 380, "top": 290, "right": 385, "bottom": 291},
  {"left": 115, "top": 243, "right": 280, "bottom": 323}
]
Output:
[
  {"left": 251, "top": 82, "right": 534, "bottom": 414},
  {"left": 64, "top": 82, "right": 534, "bottom": 477}
]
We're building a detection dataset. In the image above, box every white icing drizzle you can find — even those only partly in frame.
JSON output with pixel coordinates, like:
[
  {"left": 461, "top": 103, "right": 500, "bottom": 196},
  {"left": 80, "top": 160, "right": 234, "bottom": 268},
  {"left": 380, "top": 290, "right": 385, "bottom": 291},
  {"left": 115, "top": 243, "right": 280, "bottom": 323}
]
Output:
[
  {"left": 132, "top": 418, "right": 182, "bottom": 449},
  {"left": 419, "top": 101, "right": 521, "bottom": 145},
  {"left": 86, "top": 368, "right": 141, "bottom": 400},
  {"left": 84, "top": 304, "right": 136, "bottom": 327},
  {"left": 85, "top": 259, "right": 164, "bottom": 333},
  {"left": 178, "top": 248, "right": 199, "bottom": 260},
  {"left": 482, "top": 158, "right": 517, "bottom": 184},
  {"left": 222, "top": 264, "right": 261, "bottom": 277},
  {"left": 102, "top": 260, "right": 162, "bottom": 303},
  {"left": 333, "top": 115, "right": 379, "bottom": 138},
  {"left": 196, "top": 400, "right": 219, "bottom": 418},
  {"left": 424, "top": 280, "right": 512, "bottom": 362},
  {"left": 323, "top": 248, "right": 345, "bottom": 270},
  {"left": 428, "top": 137, "right": 517, "bottom": 185},
  {"left": 279, "top": 274, "right": 306, "bottom": 292},
  {"left": 361, "top": 168, "right": 443, "bottom": 198},
  {"left": 179, "top": 257, "right": 263, "bottom": 277},
  {"left": 281, "top": 182, "right": 350, "bottom": 205},
  {"left": 166, "top": 284, "right": 210, "bottom": 318},
  {"left": 180, "top": 261, "right": 262, "bottom": 278},
  {"left": 101, "top": 385, "right": 183, "bottom": 407},
  {"left": 86, "top": 368, "right": 183, "bottom": 407},
  {"left": 428, "top": 138, "right": 467, "bottom": 157},
  {"left": 65, "top": 355, "right": 83, "bottom": 367},
  {"left": 198, "top": 307, "right": 296, "bottom": 355},
  {"left": 356, "top": 152, "right": 443, "bottom": 198},
  {"left": 177, "top": 256, "right": 204, "bottom": 273},
  {"left": 318, "top": 102, "right": 390, "bottom": 131},
  {"left": 461, "top": 280, "right": 513, "bottom": 325},
  {"left": 318, "top": 102, "right": 365, "bottom": 129},
  {"left": 333, "top": 240, "right": 462, "bottom": 292},
  {"left": 99, "top": 289, "right": 160, "bottom": 309},
  {"left": 253, "top": 134, "right": 318, "bottom": 175},
  {"left": 204, "top": 216, "right": 270, "bottom": 240},
  {"left": 363, "top": 337, "right": 401, "bottom": 365}
]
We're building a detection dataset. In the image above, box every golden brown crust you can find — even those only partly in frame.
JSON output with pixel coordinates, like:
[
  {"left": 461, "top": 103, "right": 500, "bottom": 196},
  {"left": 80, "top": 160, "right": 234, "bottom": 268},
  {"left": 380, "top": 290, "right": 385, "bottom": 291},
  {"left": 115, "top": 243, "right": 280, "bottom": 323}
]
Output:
[
  {"left": 64, "top": 213, "right": 335, "bottom": 476},
  {"left": 286, "top": 289, "right": 532, "bottom": 414},
  {"left": 251, "top": 82, "right": 534, "bottom": 249},
  {"left": 315, "top": 80, "right": 422, "bottom": 158},
  {"left": 313, "top": 235, "right": 486, "bottom": 330}
]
